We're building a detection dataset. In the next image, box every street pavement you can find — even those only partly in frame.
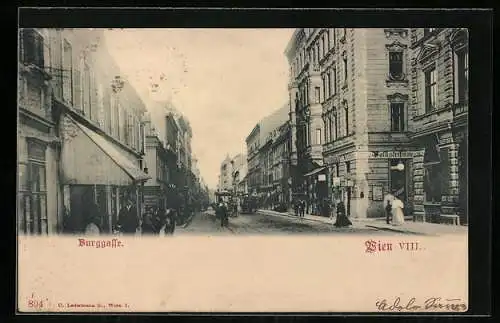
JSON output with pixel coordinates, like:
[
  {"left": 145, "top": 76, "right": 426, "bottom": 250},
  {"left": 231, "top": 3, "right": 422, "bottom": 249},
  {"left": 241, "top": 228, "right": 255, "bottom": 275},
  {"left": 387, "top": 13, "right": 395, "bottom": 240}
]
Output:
[
  {"left": 173, "top": 209, "right": 412, "bottom": 236},
  {"left": 257, "top": 209, "right": 468, "bottom": 236}
]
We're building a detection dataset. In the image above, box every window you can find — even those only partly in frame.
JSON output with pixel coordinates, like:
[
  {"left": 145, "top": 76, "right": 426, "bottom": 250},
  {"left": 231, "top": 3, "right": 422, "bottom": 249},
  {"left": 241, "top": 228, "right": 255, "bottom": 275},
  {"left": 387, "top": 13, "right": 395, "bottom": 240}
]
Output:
[
  {"left": 326, "top": 72, "right": 331, "bottom": 98},
  {"left": 331, "top": 68, "right": 337, "bottom": 95},
  {"left": 316, "top": 128, "right": 322, "bottom": 145},
  {"left": 390, "top": 102, "right": 405, "bottom": 132},
  {"left": 19, "top": 140, "right": 48, "bottom": 235},
  {"left": 315, "top": 87, "right": 321, "bottom": 104},
  {"left": 455, "top": 49, "right": 469, "bottom": 105},
  {"left": 316, "top": 43, "right": 320, "bottom": 64},
  {"left": 389, "top": 51, "right": 404, "bottom": 80},
  {"left": 322, "top": 35, "right": 326, "bottom": 57},
  {"left": 323, "top": 117, "right": 330, "bottom": 143},
  {"left": 322, "top": 75, "right": 326, "bottom": 102},
  {"left": 62, "top": 39, "right": 73, "bottom": 104},
  {"left": 424, "top": 67, "right": 437, "bottom": 112},
  {"left": 20, "top": 29, "right": 44, "bottom": 68},
  {"left": 332, "top": 109, "right": 338, "bottom": 141},
  {"left": 344, "top": 104, "right": 349, "bottom": 136},
  {"left": 345, "top": 161, "right": 351, "bottom": 174},
  {"left": 326, "top": 30, "right": 331, "bottom": 50},
  {"left": 82, "top": 62, "right": 91, "bottom": 117},
  {"left": 343, "top": 56, "right": 348, "bottom": 85},
  {"left": 335, "top": 163, "right": 340, "bottom": 177}
]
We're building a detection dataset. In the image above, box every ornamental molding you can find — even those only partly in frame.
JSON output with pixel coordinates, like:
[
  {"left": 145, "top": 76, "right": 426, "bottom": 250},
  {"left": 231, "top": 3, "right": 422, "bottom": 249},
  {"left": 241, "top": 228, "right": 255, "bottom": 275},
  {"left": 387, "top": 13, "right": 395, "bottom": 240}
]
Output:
[{"left": 384, "top": 28, "right": 409, "bottom": 39}]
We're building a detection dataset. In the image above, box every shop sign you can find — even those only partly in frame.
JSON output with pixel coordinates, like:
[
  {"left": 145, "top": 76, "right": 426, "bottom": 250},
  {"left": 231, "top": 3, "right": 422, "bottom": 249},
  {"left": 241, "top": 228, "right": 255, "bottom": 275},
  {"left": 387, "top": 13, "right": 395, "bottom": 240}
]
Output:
[
  {"left": 317, "top": 174, "right": 326, "bottom": 182},
  {"left": 369, "top": 151, "right": 418, "bottom": 159},
  {"left": 325, "top": 152, "right": 355, "bottom": 164}
]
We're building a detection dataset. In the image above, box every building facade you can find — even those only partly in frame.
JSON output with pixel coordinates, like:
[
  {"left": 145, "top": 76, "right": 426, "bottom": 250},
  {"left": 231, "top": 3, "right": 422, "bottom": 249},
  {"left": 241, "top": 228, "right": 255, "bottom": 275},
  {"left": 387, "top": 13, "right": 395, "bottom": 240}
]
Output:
[
  {"left": 246, "top": 124, "right": 261, "bottom": 195},
  {"left": 269, "top": 121, "right": 292, "bottom": 207},
  {"left": 219, "top": 155, "right": 233, "bottom": 191},
  {"left": 409, "top": 28, "right": 468, "bottom": 225},
  {"left": 48, "top": 28, "right": 149, "bottom": 233},
  {"left": 230, "top": 154, "right": 248, "bottom": 196},
  {"left": 18, "top": 28, "right": 61, "bottom": 235},
  {"left": 286, "top": 28, "right": 415, "bottom": 218}
]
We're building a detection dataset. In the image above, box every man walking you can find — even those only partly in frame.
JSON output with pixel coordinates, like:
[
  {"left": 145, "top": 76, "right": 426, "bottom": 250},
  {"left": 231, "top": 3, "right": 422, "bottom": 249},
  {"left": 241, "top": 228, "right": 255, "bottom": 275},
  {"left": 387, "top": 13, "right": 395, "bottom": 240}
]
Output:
[{"left": 383, "top": 191, "right": 395, "bottom": 224}]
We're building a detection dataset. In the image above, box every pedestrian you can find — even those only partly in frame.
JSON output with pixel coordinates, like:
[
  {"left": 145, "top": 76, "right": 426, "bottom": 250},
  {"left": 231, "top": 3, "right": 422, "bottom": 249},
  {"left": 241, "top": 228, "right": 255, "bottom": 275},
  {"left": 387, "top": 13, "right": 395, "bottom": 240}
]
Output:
[
  {"left": 117, "top": 197, "right": 140, "bottom": 235},
  {"left": 329, "top": 199, "right": 337, "bottom": 222},
  {"left": 141, "top": 206, "right": 156, "bottom": 235},
  {"left": 391, "top": 195, "right": 405, "bottom": 226},
  {"left": 164, "top": 208, "right": 176, "bottom": 235},
  {"left": 383, "top": 191, "right": 395, "bottom": 224},
  {"left": 334, "top": 200, "right": 352, "bottom": 228},
  {"left": 83, "top": 204, "right": 102, "bottom": 236}
]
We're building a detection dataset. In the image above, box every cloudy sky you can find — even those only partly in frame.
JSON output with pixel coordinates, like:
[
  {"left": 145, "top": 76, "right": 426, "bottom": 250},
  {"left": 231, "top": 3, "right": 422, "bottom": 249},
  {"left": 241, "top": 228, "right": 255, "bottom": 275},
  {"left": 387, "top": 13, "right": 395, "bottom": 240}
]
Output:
[{"left": 104, "top": 28, "right": 294, "bottom": 189}]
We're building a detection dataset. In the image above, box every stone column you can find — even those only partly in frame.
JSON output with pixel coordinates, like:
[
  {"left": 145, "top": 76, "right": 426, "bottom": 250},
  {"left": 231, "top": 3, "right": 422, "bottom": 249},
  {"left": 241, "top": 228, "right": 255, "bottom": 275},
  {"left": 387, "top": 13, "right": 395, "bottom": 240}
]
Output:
[{"left": 412, "top": 148, "right": 426, "bottom": 222}]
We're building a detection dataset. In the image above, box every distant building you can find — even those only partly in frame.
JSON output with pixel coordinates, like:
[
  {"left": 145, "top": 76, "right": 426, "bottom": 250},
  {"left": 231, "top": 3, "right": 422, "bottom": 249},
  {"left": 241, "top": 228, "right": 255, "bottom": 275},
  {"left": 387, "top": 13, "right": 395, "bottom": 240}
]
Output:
[
  {"left": 230, "top": 154, "right": 248, "bottom": 195},
  {"left": 219, "top": 155, "right": 233, "bottom": 191}
]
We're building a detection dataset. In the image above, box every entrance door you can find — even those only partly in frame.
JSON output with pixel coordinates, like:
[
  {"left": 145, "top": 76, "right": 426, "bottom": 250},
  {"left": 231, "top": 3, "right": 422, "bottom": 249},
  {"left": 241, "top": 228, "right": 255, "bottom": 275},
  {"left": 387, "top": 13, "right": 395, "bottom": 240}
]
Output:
[{"left": 390, "top": 160, "right": 408, "bottom": 203}]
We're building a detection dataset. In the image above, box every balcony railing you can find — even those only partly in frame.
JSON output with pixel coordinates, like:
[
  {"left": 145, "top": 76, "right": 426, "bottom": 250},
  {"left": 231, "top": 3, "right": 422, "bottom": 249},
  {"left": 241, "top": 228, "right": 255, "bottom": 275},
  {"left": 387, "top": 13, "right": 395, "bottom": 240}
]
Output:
[{"left": 452, "top": 102, "right": 468, "bottom": 117}]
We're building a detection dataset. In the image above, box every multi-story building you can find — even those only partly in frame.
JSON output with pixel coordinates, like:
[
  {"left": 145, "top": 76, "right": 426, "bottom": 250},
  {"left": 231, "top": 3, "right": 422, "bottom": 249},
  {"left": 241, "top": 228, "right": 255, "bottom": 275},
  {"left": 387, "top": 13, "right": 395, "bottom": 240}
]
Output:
[
  {"left": 409, "top": 28, "right": 468, "bottom": 225},
  {"left": 142, "top": 112, "right": 169, "bottom": 209},
  {"left": 18, "top": 28, "right": 61, "bottom": 235},
  {"left": 219, "top": 155, "right": 233, "bottom": 191},
  {"left": 230, "top": 153, "right": 248, "bottom": 195},
  {"left": 245, "top": 124, "right": 261, "bottom": 195},
  {"left": 269, "top": 121, "right": 292, "bottom": 207},
  {"left": 286, "top": 28, "right": 414, "bottom": 218},
  {"left": 48, "top": 28, "right": 150, "bottom": 233}
]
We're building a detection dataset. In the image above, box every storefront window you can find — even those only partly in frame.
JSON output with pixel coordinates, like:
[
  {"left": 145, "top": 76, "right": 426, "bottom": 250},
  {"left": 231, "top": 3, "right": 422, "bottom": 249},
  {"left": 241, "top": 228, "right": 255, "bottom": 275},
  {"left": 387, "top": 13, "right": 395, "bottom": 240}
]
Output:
[{"left": 19, "top": 140, "right": 48, "bottom": 235}]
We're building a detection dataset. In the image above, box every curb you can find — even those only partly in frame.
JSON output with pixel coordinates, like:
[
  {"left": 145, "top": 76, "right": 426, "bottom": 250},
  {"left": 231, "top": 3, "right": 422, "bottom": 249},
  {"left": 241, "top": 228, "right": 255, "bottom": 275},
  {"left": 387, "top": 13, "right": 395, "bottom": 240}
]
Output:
[
  {"left": 365, "top": 224, "right": 428, "bottom": 235},
  {"left": 258, "top": 209, "right": 331, "bottom": 225}
]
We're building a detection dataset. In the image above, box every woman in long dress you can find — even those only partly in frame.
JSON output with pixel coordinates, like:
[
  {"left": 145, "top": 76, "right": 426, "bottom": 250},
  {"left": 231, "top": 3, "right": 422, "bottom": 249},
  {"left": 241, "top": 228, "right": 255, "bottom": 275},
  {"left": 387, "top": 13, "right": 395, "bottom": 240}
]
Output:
[{"left": 391, "top": 196, "right": 405, "bottom": 226}]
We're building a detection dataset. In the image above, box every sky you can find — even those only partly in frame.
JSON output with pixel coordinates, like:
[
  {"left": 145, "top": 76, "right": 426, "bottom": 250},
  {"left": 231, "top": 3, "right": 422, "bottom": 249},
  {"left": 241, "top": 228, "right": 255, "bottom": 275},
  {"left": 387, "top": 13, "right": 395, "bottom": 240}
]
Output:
[{"left": 104, "top": 28, "right": 294, "bottom": 189}]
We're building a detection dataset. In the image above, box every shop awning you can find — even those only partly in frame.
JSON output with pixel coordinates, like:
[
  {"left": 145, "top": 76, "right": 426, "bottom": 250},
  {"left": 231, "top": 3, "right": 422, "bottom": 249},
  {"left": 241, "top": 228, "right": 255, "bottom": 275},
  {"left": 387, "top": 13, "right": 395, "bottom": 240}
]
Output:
[
  {"left": 303, "top": 166, "right": 326, "bottom": 177},
  {"left": 61, "top": 116, "right": 150, "bottom": 185}
]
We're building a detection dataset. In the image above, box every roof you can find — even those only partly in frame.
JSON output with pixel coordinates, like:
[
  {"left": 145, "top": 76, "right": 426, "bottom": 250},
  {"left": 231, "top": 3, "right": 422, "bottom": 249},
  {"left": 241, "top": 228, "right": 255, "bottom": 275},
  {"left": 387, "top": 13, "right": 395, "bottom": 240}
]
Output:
[{"left": 259, "top": 104, "right": 290, "bottom": 145}]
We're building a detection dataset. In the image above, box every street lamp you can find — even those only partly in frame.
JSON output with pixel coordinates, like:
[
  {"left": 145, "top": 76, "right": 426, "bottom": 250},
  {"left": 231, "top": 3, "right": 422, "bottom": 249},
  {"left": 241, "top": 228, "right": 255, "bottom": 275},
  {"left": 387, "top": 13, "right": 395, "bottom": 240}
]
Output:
[{"left": 395, "top": 160, "right": 405, "bottom": 171}]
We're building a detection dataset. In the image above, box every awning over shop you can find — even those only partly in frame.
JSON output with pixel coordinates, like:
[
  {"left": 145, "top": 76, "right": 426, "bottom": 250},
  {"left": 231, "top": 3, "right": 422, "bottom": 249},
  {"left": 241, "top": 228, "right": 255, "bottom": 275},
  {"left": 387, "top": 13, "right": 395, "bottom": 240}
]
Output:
[
  {"left": 303, "top": 166, "right": 326, "bottom": 177},
  {"left": 61, "top": 116, "right": 150, "bottom": 186}
]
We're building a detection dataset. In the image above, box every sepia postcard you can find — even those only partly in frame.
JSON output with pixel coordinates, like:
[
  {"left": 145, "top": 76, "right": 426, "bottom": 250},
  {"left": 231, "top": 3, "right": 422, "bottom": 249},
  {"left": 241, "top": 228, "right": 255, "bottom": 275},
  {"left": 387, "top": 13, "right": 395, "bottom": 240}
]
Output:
[{"left": 17, "top": 21, "right": 472, "bottom": 314}]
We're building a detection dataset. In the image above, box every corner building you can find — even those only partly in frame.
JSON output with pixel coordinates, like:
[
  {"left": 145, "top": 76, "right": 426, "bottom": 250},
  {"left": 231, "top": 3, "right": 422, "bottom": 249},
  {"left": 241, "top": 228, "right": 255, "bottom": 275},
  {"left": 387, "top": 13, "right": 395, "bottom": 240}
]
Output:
[{"left": 286, "top": 28, "right": 415, "bottom": 218}]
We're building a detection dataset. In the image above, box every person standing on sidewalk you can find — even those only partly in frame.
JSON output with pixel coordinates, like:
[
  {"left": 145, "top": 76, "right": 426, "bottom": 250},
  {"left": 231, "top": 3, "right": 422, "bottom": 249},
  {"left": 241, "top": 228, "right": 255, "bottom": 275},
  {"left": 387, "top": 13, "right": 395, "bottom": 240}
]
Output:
[
  {"left": 391, "top": 195, "right": 405, "bottom": 226},
  {"left": 334, "top": 200, "right": 352, "bottom": 228},
  {"left": 383, "top": 191, "right": 395, "bottom": 224}
]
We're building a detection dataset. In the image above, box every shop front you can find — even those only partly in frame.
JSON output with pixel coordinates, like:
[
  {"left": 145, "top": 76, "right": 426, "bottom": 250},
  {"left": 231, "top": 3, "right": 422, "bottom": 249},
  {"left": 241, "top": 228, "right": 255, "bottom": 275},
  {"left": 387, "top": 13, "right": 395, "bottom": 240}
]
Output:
[
  {"left": 303, "top": 166, "right": 328, "bottom": 215},
  {"left": 59, "top": 114, "right": 150, "bottom": 234},
  {"left": 412, "top": 131, "right": 462, "bottom": 225}
]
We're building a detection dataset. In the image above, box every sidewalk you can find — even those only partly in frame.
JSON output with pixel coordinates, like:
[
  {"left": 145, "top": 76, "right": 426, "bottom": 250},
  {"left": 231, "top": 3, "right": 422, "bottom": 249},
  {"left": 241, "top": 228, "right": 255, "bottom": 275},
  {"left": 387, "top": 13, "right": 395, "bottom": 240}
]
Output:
[{"left": 258, "top": 209, "right": 468, "bottom": 236}]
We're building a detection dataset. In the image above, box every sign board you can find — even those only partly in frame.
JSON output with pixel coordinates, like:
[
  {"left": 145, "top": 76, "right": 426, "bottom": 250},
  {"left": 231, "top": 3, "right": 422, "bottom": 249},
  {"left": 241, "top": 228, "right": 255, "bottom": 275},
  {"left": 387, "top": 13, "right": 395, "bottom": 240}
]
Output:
[
  {"left": 369, "top": 151, "right": 418, "bottom": 159},
  {"left": 317, "top": 174, "right": 326, "bottom": 182},
  {"left": 332, "top": 177, "right": 341, "bottom": 186},
  {"left": 372, "top": 185, "right": 383, "bottom": 201}
]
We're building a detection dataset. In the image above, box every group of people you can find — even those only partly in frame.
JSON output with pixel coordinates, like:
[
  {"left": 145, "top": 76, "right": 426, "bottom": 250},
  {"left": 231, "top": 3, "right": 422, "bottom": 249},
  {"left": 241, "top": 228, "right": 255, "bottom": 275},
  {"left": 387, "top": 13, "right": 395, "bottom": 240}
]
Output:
[
  {"left": 83, "top": 197, "right": 178, "bottom": 236},
  {"left": 384, "top": 191, "right": 405, "bottom": 226},
  {"left": 293, "top": 197, "right": 352, "bottom": 228}
]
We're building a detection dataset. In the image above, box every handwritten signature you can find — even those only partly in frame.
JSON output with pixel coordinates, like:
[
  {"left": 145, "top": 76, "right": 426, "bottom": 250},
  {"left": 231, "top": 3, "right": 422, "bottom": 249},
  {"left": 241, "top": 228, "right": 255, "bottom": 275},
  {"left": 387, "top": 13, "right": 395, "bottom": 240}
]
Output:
[{"left": 376, "top": 297, "right": 467, "bottom": 312}]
